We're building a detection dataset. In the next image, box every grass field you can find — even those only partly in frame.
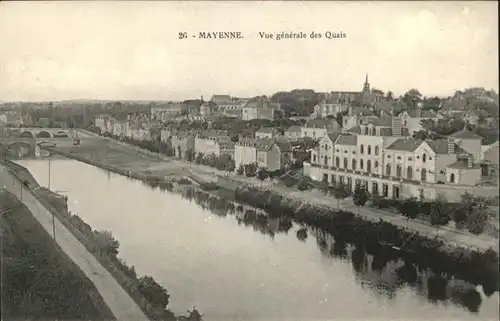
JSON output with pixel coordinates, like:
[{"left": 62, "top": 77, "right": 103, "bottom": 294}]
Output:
[{"left": 0, "top": 190, "right": 115, "bottom": 320}]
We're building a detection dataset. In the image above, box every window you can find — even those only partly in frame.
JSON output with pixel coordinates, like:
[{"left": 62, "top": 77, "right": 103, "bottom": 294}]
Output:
[
  {"left": 387, "top": 155, "right": 391, "bottom": 159},
  {"left": 386, "top": 164, "right": 391, "bottom": 176},
  {"left": 331, "top": 175, "right": 336, "bottom": 184},
  {"left": 450, "top": 173, "right": 455, "bottom": 183},
  {"left": 374, "top": 161, "right": 379, "bottom": 169},
  {"left": 336, "top": 149, "right": 340, "bottom": 152},
  {"left": 421, "top": 169, "right": 427, "bottom": 181},
  {"left": 343, "top": 158, "right": 348, "bottom": 168},
  {"left": 397, "top": 156, "right": 401, "bottom": 160},
  {"left": 344, "top": 150, "right": 348, "bottom": 153},
  {"left": 422, "top": 154, "right": 427, "bottom": 162},
  {"left": 352, "top": 159, "right": 357, "bottom": 170},
  {"left": 360, "top": 159, "right": 364, "bottom": 170},
  {"left": 372, "top": 128, "right": 376, "bottom": 136},
  {"left": 408, "top": 157, "right": 412, "bottom": 161},
  {"left": 396, "top": 165, "right": 402, "bottom": 177},
  {"left": 367, "top": 160, "right": 372, "bottom": 173},
  {"left": 323, "top": 174, "right": 328, "bottom": 182},
  {"left": 368, "top": 145, "right": 371, "bottom": 155},
  {"left": 375, "top": 146, "right": 379, "bottom": 155},
  {"left": 407, "top": 166, "right": 413, "bottom": 179},
  {"left": 335, "top": 157, "right": 340, "bottom": 167},
  {"left": 360, "top": 144, "right": 364, "bottom": 154},
  {"left": 313, "top": 155, "right": 317, "bottom": 162},
  {"left": 324, "top": 157, "right": 328, "bottom": 166},
  {"left": 364, "top": 127, "right": 369, "bottom": 135}
]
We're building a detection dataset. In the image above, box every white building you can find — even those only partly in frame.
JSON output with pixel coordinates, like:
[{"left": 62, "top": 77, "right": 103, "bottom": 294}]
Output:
[
  {"left": 304, "top": 119, "right": 488, "bottom": 201},
  {"left": 301, "top": 119, "right": 342, "bottom": 140}
]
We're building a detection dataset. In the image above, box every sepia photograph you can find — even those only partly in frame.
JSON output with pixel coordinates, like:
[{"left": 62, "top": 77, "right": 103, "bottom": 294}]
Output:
[{"left": 1, "top": 1, "right": 499, "bottom": 321}]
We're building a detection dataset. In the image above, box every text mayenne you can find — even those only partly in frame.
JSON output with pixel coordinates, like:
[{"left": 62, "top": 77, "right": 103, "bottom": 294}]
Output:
[{"left": 198, "top": 32, "right": 243, "bottom": 39}]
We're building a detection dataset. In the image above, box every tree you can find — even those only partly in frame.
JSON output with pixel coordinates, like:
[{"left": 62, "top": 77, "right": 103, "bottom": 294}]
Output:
[
  {"left": 185, "top": 150, "right": 195, "bottom": 162},
  {"left": 386, "top": 90, "right": 394, "bottom": 100},
  {"left": 257, "top": 168, "right": 269, "bottom": 186},
  {"left": 297, "top": 178, "right": 310, "bottom": 191},
  {"left": 195, "top": 153, "right": 204, "bottom": 164},
  {"left": 94, "top": 230, "right": 120, "bottom": 256},
  {"left": 430, "top": 195, "right": 450, "bottom": 236},
  {"left": 236, "top": 164, "right": 244, "bottom": 175},
  {"left": 398, "top": 197, "right": 419, "bottom": 228},
  {"left": 453, "top": 206, "right": 469, "bottom": 229},
  {"left": 352, "top": 185, "right": 369, "bottom": 214},
  {"left": 319, "top": 178, "right": 329, "bottom": 195},
  {"left": 138, "top": 275, "right": 170, "bottom": 310},
  {"left": 332, "top": 182, "right": 350, "bottom": 209},
  {"left": 244, "top": 162, "right": 257, "bottom": 177},
  {"left": 412, "top": 130, "right": 430, "bottom": 141},
  {"left": 466, "top": 202, "right": 490, "bottom": 235}
]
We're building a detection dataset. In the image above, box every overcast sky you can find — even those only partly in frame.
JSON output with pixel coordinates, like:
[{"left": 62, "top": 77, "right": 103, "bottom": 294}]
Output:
[{"left": 1, "top": 1, "right": 498, "bottom": 102}]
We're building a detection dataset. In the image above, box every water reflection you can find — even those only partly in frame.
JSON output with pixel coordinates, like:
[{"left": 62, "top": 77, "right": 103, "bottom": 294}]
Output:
[
  {"left": 171, "top": 184, "right": 489, "bottom": 314},
  {"left": 17, "top": 158, "right": 498, "bottom": 319}
]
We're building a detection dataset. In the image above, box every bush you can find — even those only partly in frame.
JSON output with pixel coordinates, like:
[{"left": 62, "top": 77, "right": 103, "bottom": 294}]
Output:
[{"left": 297, "top": 179, "right": 310, "bottom": 191}]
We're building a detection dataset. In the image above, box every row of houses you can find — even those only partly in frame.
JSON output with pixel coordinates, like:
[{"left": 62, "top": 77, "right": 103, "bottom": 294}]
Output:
[{"left": 304, "top": 114, "right": 498, "bottom": 200}]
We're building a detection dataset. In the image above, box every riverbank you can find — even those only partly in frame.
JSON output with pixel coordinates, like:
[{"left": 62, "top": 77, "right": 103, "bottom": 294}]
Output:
[
  {"left": 1, "top": 160, "right": 179, "bottom": 321},
  {"left": 45, "top": 136, "right": 498, "bottom": 252},
  {"left": 0, "top": 190, "right": 115, "bottom": 320},
  {"left": 15, "top": 156, "right": 500, "bottom": 319},
  {"left": 43, "top": 140, "right": 499, "bottom": 297}
]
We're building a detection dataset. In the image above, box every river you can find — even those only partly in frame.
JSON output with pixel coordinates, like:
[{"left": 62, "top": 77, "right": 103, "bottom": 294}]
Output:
[{"left": 18, "top": 158, "right": 499, "bottom": 321}]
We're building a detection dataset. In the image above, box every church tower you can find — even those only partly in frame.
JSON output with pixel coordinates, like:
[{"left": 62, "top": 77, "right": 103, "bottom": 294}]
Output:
[{"left": 362, "top": 74, "right": 370, "bottom": 93}]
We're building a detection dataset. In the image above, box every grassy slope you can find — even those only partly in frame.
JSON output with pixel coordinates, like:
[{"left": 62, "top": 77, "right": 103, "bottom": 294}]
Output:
[{"left": 0, "top": 190, "right": 115, "bottom": 320}]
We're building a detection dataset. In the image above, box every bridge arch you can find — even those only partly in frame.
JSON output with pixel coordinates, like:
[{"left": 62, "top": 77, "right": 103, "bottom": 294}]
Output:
[
  {"left": 36, "top": 131, "right": 52, "bottom": 138},
  {"left": 20, "top": 131, "right": 34, "bottom": 138}
]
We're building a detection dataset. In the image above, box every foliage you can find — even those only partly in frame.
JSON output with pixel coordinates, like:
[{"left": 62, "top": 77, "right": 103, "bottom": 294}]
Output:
[
  {"left": 232, "top": 185, "right": 499, "bottom": 295},
  {"left": 257, "top": 168, "right": 269, "bottom": 185},
  {"left": 398, "top": 197, "right": 419, "bottom": 226},
  {"left": 430, "top": 195, "right": 451, "bottom": 235},
  {"left": 244, "top": 163, "right": 258, "bottom": 177},
  {"left": 297, "top": 178, "right": 311, "bottom": 191},
  {"left": 138, "top": 276, "right": 170, "bottom": 311},
  {"left": 352, "top": 185, "right": 369, "bottom": 211},
  {"left": 466, "top": 203, "right": 490, "bottom": 235},
  {"left": 332, "top": 182, "right": 350, "bottom": 209},
  {"left": 94, "top": 230, "right": 120, "bottom": 256},
  {"left": 270, "top": 89, "right": 323, "bottom": 117},
  {"left": 236, "top": 164, "right": 244, "bottom": 175},
  {"left": 371, "top": 195, "right": 391, "bottom": 209}
]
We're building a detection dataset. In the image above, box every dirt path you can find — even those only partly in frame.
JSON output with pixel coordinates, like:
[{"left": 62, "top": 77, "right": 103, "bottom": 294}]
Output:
[{"left": 0, "top": 165, "right": 148, "bottom": 321}]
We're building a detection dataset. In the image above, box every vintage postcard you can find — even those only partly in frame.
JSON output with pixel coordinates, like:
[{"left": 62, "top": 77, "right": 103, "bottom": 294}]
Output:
[{"left": 1, "top": 1, "right": 499, "bottom": 321}]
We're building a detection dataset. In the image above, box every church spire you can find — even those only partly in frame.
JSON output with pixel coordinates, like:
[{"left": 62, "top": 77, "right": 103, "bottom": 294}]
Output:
[{"left": 363, "top": 73, "right": 370, "bottom": 93}]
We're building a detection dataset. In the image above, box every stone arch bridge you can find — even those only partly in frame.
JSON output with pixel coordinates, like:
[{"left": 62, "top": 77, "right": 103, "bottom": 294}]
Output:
[{"left": 0, "top": 128, "right": 76, "bottom": 157}]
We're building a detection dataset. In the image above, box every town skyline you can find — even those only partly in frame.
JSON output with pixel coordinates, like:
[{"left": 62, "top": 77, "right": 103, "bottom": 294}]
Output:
[{"left": 1, "top": 1, "right": 498, "bottom": 102}]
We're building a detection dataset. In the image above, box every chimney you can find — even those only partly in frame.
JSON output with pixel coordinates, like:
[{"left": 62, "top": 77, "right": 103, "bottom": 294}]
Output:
[
  {"left": 447, "top": 139, "right": 455, "bottom": 154},
  {"left": 468, "top": 155, "right": 473, "bottom": 168},
  {"left": 391, "top": 116, "right": 402, "bottom": 136}
]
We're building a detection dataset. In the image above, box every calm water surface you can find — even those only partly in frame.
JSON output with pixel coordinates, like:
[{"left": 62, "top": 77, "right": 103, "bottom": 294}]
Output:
[{"left": 18, "top": 159, "right": 499, "bottom": 321}]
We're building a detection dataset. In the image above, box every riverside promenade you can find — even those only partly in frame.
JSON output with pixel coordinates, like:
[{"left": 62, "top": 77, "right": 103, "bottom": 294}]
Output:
[{"left": 0, "top": 161, "right": 148, "bottom": 321}]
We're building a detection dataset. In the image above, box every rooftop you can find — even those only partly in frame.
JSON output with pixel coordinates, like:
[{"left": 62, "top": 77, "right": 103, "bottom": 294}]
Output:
[
  {"left": 305, "top": 119, "right": 341, "bottom": 129},
  {"left": 449, "top": 128, "right": 483, "bottom": 140},
  {"left": 335, "top": 134, "right": 357, "bottom": 146},
  {"left": 285, "top": 125, "right": 302, "bottom": 133},
  {"left": 447, "top": 159, "right": 481, "bottom": 170},
  {"left": 256, "top": 127, "right": 278, "bottom": 134},
  {"left": 386, "top": 138, "right": 423, "bottom": 152}
]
